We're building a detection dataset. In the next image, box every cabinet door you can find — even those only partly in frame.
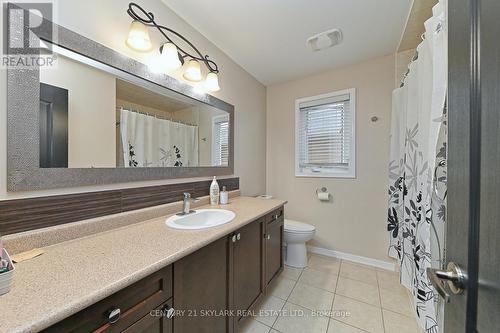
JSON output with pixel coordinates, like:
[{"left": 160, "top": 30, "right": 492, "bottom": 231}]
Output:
[
  {"left": 233, "top": 218, "right": 264, "bottom": 325},
  {"left": 265, "top": 216, "right": 284, "bottom": 285},
  {"left": 173, "top": 237, "right": 229, "bottom": 333},
  {"left": 122, "top": 300, "right": 173, "bottom": 333}
]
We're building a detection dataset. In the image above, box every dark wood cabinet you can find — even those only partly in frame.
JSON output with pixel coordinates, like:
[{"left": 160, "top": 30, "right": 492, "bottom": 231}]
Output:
[
  {"left": 265, "top": 209, "right": 284, "bottom": 285},
  {"left": 44, "top": 206, "right": 284, "bottom": 333},
  {"left": 123, "top": 300, "right": 173, "bottom": 333},
  {"left": 172, "top": 217, "right": 266, "bottom": 333},
  {"left": 173, "top": 237, "right": 230, "bottom": 333},
  {"left": 232, "top": 217, "right": 265, "bottom": 330},
  {"left": 43, "top": 266, "right": 172, "bottom": 333}
]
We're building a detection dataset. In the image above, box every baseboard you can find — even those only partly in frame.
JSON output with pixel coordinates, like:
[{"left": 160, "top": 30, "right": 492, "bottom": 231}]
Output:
[{"left": 307, "top": 246, "right": 396, "bottom": 271}]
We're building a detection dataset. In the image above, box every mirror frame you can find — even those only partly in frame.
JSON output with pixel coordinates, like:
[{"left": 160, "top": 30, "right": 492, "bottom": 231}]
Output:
[{"left": 7, "top": 9, "right": 234, "bottom": 191}]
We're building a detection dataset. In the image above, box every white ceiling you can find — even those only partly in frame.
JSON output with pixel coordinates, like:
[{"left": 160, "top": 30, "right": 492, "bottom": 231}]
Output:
[{"left": 162, "top": 0, "right": 412, "bottom": 85}]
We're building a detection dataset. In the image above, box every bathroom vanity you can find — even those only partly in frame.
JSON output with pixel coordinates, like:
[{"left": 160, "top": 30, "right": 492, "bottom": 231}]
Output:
[
  {"left": 44, "top": 203, "right": 284, "bottom": 333},
  {"left": 1, "top": 8, "right": 285, "bottom": 333},
  {"left": 0, "top": 197, "right": 285, "bottom": 333},
  {"left": 174, "top": 205, "right": 284, "bottom": 333}
]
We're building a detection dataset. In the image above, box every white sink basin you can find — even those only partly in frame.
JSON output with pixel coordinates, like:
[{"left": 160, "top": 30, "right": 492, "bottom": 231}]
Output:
[{"left": 165, "top": 209, "right": 236, "bottom": 230}]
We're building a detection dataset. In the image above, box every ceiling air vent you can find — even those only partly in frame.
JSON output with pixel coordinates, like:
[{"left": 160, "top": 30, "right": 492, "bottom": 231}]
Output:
[{"left": 306, "top": 28, "right": 343, "bottom": 52}]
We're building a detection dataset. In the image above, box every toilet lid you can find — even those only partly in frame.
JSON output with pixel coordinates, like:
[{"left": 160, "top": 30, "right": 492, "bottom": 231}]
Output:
[{"left": 284, "top": 219, "right": 315, "bottom": 233}]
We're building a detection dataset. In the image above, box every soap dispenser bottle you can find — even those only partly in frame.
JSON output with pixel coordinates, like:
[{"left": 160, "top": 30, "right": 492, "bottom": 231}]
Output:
[
  {"left": 210, "top": 176, "right": 220, "bottom": 205},
  {"left": 220, "top": 186, "right": 229, "bottom": 205}
]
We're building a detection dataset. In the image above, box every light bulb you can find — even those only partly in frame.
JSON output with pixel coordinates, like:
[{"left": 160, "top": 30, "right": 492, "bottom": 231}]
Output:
[
  {"left": 161, "top": 43, "right": 182, "bottom": 71},
  {"left": 204, "top": 72, "right": 220, "bottom": 92},
  {"left": 125, "top": 20, "right": 153, "bottom": 52},
  {"left": 183, "top": 59, "right": 202, "bottom": 82}
]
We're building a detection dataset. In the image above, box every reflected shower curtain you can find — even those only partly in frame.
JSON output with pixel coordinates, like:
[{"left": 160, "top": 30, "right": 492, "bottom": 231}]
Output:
[
  {"left": 120, "top": 109, "right": 199, "bottom": 167},
  {"left": 387, "top": 1, "right": 447, "bottom": 331}
]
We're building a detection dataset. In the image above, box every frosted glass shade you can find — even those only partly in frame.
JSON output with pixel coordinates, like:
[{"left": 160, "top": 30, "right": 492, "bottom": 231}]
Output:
[
  {"left": 183, "top": 59, "right": 202, "bottom": 82},
  {"left": 161, "top": 43, "right": 182, "bottom": 70},
  {"left": 125, "top": 20, "right": 153, "bottom": 52},
  {"left": 205, "top": 72, "right": 220, "bottom": 92}
]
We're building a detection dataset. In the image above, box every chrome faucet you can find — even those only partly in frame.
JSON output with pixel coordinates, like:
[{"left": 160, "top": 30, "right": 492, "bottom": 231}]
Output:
[{"left": 179, "top": 192, "right": 200, "bottom": 215}]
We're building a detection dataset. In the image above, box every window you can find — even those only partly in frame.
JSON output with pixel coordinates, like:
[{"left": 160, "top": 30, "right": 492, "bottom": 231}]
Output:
[
  {"left": 295, "top": 89, "right": 355, "bottom": 178},
  {"left": 212, "top": 115, "right": 229, "bottom": 166}
]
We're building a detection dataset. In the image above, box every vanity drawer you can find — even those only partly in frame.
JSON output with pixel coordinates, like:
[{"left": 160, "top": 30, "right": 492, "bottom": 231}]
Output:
[
  {"left": 43, "top": 265, "right": 172, "bottom": 333},
  {"left": 122, "top": 299, "right": 173, "bottom": 333},
  {"left": 266, "top": 206, "right": 284, "bottom": 224}
]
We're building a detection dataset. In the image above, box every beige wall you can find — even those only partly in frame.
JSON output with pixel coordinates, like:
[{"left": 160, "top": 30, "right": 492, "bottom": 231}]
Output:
[
  {"left": 266, "top": 55, "right": 394, "bottom": 261},
  {"left": 0, "top": 0, "right": 266, "bottom": 199},
  {"left": 41, "top": 56, "right": 116, "bottom": 168}
]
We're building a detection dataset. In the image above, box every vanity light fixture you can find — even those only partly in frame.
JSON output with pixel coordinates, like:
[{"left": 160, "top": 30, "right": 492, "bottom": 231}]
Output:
[
  {"left": 160, "top": 42, "right": 182, "bottom": 70},
  {"left": 126, "top": 2, "right": 221, "bottom": 92},
  {"left": 183, "top": 59, "right": 202, "bottom": 82},
  {"left": 125, "top": 20, "right": 153, "bottom": 52},
  {"left": 204, "top": 72, "right": 221, "bottom": 92}
]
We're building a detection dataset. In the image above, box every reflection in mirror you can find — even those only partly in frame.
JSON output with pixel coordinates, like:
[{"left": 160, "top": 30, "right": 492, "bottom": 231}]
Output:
[{"left": 39, "top": 49, "right": 230, "bottom": 169}]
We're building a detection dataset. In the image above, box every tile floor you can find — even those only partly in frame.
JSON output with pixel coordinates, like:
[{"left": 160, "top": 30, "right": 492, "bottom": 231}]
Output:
[{"left": 238, "top": 253, "right": 421, "bottom": 333}]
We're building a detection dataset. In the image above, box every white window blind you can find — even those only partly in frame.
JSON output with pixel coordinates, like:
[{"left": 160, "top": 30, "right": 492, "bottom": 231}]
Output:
[
  {"left": 296, "top": 89, "right": 355, "bottom": 178},
  {"left": 213, "top": 118, "right": 229, "bottom": 166}
]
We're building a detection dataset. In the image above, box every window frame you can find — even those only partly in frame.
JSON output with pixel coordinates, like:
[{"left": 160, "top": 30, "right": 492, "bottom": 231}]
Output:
[
  {"left": 295, "top": 88, "right": 356, "bottom": 178},
  {"left": 211, "top": 114, "right": 230, "bottom": 166}
]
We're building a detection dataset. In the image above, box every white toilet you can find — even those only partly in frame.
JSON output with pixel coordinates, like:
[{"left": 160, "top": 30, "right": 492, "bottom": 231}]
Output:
[{"left": 284, "top": 219, "right": 316, "bottom": 268}]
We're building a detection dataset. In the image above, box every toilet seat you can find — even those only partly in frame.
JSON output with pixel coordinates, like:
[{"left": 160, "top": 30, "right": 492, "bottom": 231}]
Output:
[{"left": 284, "top": 219, "right": 315, "bottom": 233}]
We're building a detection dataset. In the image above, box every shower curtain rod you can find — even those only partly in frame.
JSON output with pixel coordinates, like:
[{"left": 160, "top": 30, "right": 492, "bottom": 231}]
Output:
[{"left": 115, "top": 106, "right": 198, "bottom": 127}]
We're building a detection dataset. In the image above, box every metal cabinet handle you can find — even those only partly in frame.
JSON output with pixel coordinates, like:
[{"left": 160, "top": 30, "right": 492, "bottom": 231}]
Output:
[
  {"left": 107, "top": 308, "right": 121, "bottom": 324},
  {"left": 164, "top": 306, "right": 175, "bottom": 319},
  {"left": 231, "top": 235, "right": 237, "bottom": 243},
  {"left": 426, "top": 262, "right": 467, "bottom": 303},
  {"left": 266, "top": 234, "right": 271, "bottom": 240},
  {"left": 236, "top": 233, "right": 241, "bottom": 241}
]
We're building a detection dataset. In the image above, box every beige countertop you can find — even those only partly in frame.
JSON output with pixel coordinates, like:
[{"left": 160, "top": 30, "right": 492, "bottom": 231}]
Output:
[{"left": 0, "top": 196, "right": 286, "bottom": 333}]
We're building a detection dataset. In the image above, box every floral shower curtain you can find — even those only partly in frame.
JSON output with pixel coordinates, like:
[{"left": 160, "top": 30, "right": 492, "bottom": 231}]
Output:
[
  {"left": 120, "top": 109, "right": 199, "bottom": 167},
  {"left": 387, "top": 1, "right": 447, "bottom": 331}
]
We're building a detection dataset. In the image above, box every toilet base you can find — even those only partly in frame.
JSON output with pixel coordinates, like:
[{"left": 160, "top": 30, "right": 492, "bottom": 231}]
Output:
[{"left": 285, "top": 243, "right": 308, "bottom": 268}]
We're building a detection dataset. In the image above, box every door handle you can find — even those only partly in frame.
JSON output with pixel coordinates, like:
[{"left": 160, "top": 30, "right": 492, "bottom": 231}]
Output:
[{"left": 426, "top": 262, "right": 467, "bottom": 303}]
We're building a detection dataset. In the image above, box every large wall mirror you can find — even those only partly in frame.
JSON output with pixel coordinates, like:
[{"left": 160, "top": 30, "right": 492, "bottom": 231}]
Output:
[
  {"left": 7, "top": 12, "right": 234, "bottom": 191},
  {"left": 39, "top": 46, "right": 230, "bottom": 169}
]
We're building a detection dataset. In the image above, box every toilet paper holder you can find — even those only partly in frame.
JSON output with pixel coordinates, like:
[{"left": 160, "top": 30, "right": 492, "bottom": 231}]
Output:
[
  {"left": 315, "top": 187, "right": 331, "bottom": 201},
  {"left": 316, "top": 187, "right": 328, "bottom": 194}
]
